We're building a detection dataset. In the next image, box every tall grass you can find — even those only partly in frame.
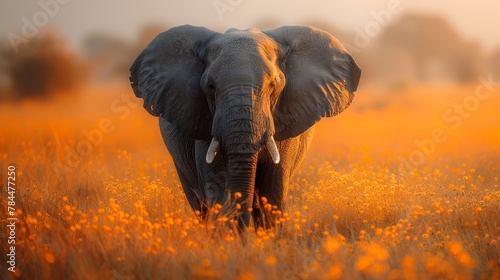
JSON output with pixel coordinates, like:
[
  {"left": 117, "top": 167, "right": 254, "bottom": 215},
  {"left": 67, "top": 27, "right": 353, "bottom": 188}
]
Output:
[{"left": 1, "top": 85, "right": 499, "bottom": 279}]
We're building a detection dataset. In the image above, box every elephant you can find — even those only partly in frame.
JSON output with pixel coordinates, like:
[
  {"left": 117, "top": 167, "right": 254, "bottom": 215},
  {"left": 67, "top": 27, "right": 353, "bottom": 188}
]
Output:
[{"left": 130, "top": 25, "right": 361, "bottom": 230}]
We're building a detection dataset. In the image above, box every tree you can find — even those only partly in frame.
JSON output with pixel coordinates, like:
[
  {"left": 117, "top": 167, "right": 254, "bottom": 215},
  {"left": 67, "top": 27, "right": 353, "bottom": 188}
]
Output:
[{"left": 1, "top": 31, "right": 88, "bottom": 100}]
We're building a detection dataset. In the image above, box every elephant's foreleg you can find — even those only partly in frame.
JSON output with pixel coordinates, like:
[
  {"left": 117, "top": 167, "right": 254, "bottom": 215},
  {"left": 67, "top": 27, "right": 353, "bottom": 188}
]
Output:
[
  {"left": 251, "top": 188, "right": 262, "bottom": 229},
  {"left": 195, "top": 140, "right": 228, "bottom": 209},
  {"left": 159, "top": 117, "right": 206, "bottom": 216},
  {"left": 254, "top": 127, "right": 315, "bottom": 229},
  {"left": 254, "top": 156, "right": 287, "bottom": 229}
]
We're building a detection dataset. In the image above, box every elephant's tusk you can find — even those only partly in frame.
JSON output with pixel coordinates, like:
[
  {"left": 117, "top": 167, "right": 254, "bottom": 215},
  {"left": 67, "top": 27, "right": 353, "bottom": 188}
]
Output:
[
  {"left": 266, "top": 136, "right": 280, "bottom": 164},
  {"left": 206, "top": 137, "right": 220, "bottom": 164}
]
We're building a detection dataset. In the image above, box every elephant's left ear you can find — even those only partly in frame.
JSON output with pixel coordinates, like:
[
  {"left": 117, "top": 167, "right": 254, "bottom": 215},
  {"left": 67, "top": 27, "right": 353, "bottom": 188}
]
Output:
[
  {"left": 130, "top": 25, "right": 219, "bottom": 140},
  {"left": 264, "top": 26, "right": 361, "bottom": 141}
]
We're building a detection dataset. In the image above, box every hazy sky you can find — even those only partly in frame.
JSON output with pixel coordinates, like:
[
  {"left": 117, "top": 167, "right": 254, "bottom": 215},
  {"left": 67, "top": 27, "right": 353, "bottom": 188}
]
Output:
[{"left": 1, "top": 0, "right": 499, "bottom": 51}]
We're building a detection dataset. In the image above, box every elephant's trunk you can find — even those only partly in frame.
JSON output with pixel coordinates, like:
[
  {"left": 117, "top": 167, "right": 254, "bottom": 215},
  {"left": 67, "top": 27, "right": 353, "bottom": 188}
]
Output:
[
  {"left": 208, "top": 85, "right": 273, "bottom": 229},
  {"left": 226, "top": 152, "right": 258, "bottom": 229},
  {"left": 219, "top": 113, "right": 261, "bottom": 230}
]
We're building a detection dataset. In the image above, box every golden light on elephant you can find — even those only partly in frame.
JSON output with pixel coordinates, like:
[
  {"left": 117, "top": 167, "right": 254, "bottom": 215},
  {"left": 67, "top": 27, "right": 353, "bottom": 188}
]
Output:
[{"left": 130, "top": 25, "right": 361, "bottom": 230}]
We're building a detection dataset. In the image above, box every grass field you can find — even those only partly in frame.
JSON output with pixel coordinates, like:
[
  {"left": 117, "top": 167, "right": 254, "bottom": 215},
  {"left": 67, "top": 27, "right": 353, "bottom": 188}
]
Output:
[{"left": 1, "top": 84, "right": 499, "bottom": 279}]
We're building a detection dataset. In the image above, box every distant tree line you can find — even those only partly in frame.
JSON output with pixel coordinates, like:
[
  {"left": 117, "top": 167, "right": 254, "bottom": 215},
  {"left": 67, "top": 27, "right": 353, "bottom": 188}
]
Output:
[
  {"left": 1, "top": 13, "right": 499, "bottom": 101},
  {"left": 84, "top": 14, "right": 499, "bottom": 87}
]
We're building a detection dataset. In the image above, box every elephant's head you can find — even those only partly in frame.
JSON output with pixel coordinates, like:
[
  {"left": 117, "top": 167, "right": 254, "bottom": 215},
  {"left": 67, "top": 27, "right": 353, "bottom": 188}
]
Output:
[{"left": 130, "top": 25, "right": 360, "bottom": 227}]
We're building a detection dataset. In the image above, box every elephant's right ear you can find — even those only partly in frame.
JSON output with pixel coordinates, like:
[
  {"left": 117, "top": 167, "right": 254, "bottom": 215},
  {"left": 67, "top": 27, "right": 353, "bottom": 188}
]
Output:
[
  {"left": 130, "top": 25, "right": 219, "bottom": 140},
  {"left": 265, "top": 26, "right": 361, "bottom": 141}
]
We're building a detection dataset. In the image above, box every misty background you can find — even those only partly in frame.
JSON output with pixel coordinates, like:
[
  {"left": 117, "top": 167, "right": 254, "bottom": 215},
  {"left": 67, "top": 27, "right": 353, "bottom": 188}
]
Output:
[{"left": 1, "top": 0, "right": 499, "bottom": 100}]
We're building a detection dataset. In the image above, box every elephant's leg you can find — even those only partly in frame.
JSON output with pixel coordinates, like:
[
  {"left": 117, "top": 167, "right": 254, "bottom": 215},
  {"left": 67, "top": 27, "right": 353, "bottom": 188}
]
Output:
[
  {"left": 254, "top": 126, "right": 315, "bottom": 229},
  {"left": 251, "top": 188, "right": 262, "bottom": 229},
  {"left": 159, "top": 117, "right": 205, "bottom": 216},
  {"left": 195, "top": 140, "right": 228, "bottom": 209},
  {"left": 254, "top": 161, "right": 286, "bottom": 229}
]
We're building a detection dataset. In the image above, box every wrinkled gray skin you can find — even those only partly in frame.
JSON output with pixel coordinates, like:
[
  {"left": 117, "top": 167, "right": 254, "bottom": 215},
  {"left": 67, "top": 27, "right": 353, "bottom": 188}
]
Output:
[{"left": 130, "top": 25, "right": 361, "bottom": 230}]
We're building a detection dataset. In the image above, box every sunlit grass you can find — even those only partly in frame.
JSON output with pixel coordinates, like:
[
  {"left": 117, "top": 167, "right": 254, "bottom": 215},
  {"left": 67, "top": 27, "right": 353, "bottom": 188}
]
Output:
[{"left": 1, "top": 85, "right": 499, "bottom": 279}]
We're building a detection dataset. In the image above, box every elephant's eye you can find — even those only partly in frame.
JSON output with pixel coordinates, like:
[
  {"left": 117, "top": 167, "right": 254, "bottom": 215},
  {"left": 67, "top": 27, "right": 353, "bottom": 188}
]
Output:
[{"left": 208, "top": 84, "right": 216, "bottom": 92}]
